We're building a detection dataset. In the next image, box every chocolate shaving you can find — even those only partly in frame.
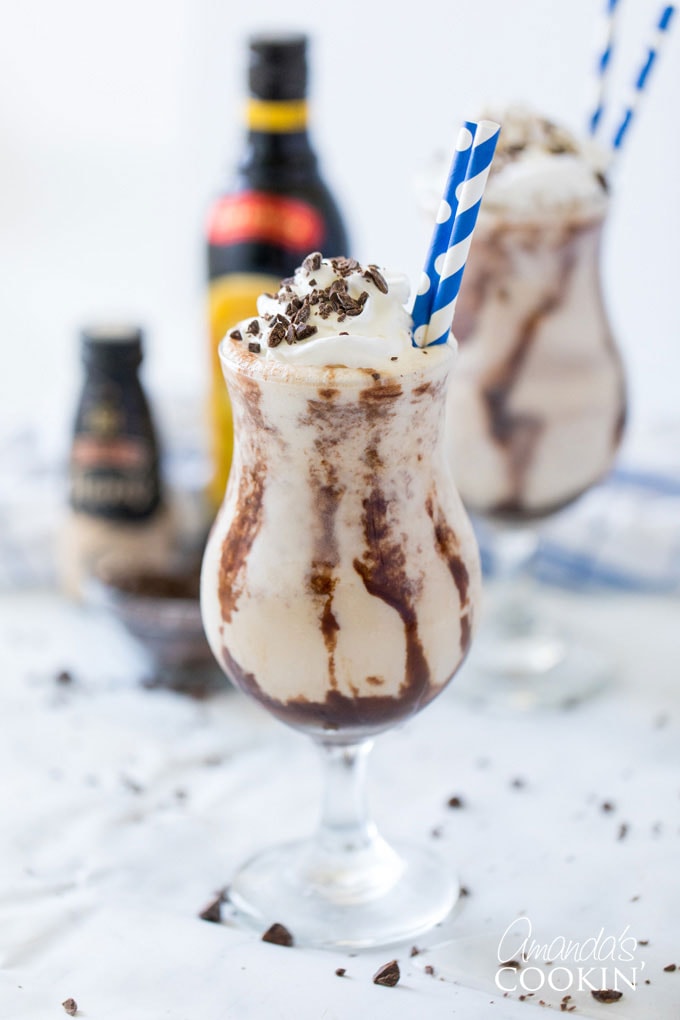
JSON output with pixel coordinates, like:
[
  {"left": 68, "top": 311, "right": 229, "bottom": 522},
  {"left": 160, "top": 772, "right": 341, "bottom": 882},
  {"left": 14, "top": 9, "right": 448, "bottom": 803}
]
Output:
[
  {"left": 332, "top": 256, "right": 361, "bottom": 276},
  {"left": 447, "top": 795, "right": 464, "bottom": 809},
  {"left": 296, "top": 323, "right": 317, "bottom": 341},
  {"left": 229, "top": 329, "right": 242, "bottom": 341},
  {"left": 303, "top": 252, "right": 322, "bottom": 272},
  {"left": 372, "top": 960, "right": 400, "bottom": 987},
  {"left": 335, "top": 967, "right": 346, "bottom": 977},
  {"left": 591, "top": 989, "right": 623, "bottom": 1003},
  {"left": 248, "top": 341, "right": 261, "bottom": 354},
  {"left": 62, "top": 1000, "right": 78, "bottom": 1017},
  {"left": 364, "top": 264, "right": 388, "bottom": 293},
  {"left": 294, "top": 301, "right": 310, "bottom": 325},
  {"left": 268, "top": 322, "right": 287, "bottom": 348},
  {"left": 245, "top": 319, "right": 260, "bottom": 336},
  {"left": 262, "top": 922, "right": 294, "bottom": 947}
]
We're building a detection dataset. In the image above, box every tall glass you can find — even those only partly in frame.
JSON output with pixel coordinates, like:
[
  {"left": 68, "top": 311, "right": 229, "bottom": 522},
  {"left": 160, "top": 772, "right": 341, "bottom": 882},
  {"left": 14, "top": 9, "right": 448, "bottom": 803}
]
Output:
[
  {"left": 201, "top": 333, "right": 480, "bottom": 948},
  {"left": 447, "top": 200, "right": 626, "bottom": 708}
]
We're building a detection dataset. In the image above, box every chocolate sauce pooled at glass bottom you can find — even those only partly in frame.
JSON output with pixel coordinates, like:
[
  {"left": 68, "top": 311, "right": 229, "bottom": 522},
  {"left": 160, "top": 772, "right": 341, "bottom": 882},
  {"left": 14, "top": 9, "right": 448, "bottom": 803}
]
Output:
[{"left": 200, "top": 256, "right": 480, "bottom": 739}]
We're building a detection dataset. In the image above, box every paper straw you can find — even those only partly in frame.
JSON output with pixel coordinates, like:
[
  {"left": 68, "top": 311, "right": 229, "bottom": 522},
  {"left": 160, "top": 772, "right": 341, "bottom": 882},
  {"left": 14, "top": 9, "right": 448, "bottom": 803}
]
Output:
[
  {"left": 612, "top": 4, "right": 675, "bottom": 150},
  {"left": 411, "top": 122, "right": 476, "bottom": 346},
  {"left": 589, "top": 0, "right": 622, "bottom": 136},
  {"left": 421, "top": 120, "right": 500, "bottom": 348}
]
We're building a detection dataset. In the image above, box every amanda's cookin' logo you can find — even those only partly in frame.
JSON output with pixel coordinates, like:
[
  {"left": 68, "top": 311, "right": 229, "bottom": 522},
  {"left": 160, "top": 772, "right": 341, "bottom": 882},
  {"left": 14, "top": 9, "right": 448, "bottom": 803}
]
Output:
[{"left": 495, "top": 916, "right": 644, "bottom": 996}]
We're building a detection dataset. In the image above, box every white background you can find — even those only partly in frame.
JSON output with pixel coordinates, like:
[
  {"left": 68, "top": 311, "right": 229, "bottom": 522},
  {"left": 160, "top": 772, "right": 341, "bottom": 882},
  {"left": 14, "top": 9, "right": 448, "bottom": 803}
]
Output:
[{"left": 1, "top": 0, "right": 678, "bottom": 451}]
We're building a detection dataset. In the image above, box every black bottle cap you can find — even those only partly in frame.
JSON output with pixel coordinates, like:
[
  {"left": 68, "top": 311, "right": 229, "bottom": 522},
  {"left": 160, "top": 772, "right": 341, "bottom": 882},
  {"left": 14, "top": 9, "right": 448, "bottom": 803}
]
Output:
[
  {"left": 248, "top": 33, "right": 308, "bottom": 101},
  {"left": 81, "top": 324, "right": 144, "bottom": 369}
]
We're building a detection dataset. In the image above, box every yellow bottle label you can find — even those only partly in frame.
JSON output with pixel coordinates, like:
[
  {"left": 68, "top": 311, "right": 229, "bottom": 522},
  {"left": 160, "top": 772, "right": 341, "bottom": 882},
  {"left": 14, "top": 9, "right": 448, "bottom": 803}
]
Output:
[
  {"left": 207, "top": 273, "right": 281, "bottom": 507},
  {"left": 245, "top": 99, "right": 308, "bottom": 133}
]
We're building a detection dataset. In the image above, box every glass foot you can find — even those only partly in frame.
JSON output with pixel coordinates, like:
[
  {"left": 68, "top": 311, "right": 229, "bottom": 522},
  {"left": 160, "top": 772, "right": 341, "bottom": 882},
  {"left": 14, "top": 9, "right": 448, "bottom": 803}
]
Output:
[
  {"left": 228, "top": 837, "right": 459, "bottom": 949},
  {"left": 452, "top": 631, "right": 613, "bottom": 711}
]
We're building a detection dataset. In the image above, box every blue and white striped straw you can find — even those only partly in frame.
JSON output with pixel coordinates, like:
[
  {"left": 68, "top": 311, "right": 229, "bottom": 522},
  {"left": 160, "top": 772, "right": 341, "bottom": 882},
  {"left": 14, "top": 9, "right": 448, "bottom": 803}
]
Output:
[
  {"left": 411, "top": 122, "right": 476, "bottom": 347},
  {"left": 421, "top": 120, "right": 500, "bottom": 348},
  {"left": 612, "top": 4, "right": 675, "bottom": 150},
  {"left": 589, "top": 0, "right": 622, "bottom": 136}
]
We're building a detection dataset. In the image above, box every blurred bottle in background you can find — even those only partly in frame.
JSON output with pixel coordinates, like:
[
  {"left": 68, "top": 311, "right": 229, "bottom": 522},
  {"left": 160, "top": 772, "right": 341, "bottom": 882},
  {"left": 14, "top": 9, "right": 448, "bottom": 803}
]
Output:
[
  {"left": 58, "top": 326, "right": 175, "bottom": 599},
  {"left": 205, "top": 32, "right": 349, "bottom": 506}
]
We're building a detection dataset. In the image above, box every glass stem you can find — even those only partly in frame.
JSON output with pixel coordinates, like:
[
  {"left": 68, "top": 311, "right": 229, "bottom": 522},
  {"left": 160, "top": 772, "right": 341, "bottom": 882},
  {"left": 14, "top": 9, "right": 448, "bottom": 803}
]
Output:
[
  {"left": 315, "top": 740, "right": 377, "bottom": 856},
  {"left": 489, "top": 524, "right": 540, "bottom": 635}
]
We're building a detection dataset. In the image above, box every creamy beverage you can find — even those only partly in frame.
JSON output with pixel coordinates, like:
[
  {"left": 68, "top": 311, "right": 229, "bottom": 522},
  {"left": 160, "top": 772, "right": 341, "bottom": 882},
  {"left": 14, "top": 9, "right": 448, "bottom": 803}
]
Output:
[
  {"left": 443, "top": 108, "right": 627, "bottom": 519},
  {"left": 201, "top": 254, "right": 480, "bottom": 738}
]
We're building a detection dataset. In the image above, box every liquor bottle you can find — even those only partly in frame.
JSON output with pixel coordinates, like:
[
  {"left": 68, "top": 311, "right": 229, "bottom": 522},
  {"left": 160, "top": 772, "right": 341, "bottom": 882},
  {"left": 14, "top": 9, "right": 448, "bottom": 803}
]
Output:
[
  {"left": 58, "top": 326, "right": 174, "bottom": 597},
  {"left": 206, "top": 33, "right": 350, "bottom": 505}
]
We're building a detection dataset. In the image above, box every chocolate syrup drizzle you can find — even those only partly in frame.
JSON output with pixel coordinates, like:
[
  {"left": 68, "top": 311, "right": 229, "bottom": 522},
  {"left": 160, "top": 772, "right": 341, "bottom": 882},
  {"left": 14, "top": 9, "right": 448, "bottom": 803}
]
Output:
[
  {"left": 217, "top": 371, "right": 471, "bottom": 735},
  {"left": 425, "top": 495, "right": 472, "bottom": 655},
  {"left": 458, "top": 221, "right": 626, "bottom": 520},
  {"left": 218, "top": 377, "right": 268, "bottom": 622}
]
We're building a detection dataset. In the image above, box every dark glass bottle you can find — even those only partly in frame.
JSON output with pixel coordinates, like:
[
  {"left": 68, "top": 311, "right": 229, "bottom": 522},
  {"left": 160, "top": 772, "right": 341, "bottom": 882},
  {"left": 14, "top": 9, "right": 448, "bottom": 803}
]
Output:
[
  {"left": 206, "top": 33, "right": 350, "bottom": 505},
  {"left": 69, "top": 326, "right": 162, "bottom": 521}
]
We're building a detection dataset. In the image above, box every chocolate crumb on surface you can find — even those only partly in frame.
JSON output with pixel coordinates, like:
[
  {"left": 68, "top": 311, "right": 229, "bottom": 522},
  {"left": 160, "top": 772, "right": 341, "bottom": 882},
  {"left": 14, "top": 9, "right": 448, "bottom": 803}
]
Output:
[
  {"left": 198, "top": 889, "right": 228, "bottom": 924},
  {"left": 500, "top": 959, "right": 522, "bottom": 970},
  {"left": 663, "top": 963, "right": 677, "bottom": 972},
  {"left": 601, "top": 801, "right": 615, "bottom": 812},
  {"left": 510, "top": 777, "right": 526, "bottom": 789},
  {"left": 424, "top": 964, "right": 435, "bottom": 976},
  {"left": 262, "top": 922, "right": 294, "bottom": 947},
  {"left": 372, "top": 959, "right": 400, "bottom": 987},
  {"left": 617, "top": 823, "right": 629, "bottom": 841},
  {"left": 62, "top": 1000, "right": 78, "bottom": 1016},
  {"left": 447, "top": 795, "right": 465, "bottom": 809},
  {"left": 335, "top": 967, "right": 346, "bottom": 977},
  {"left": 55, "top": 670, "right": 73, "bottom": 685},
  {"left": 459, "top": 885, "right": 470, "bottom": 897},
  {"left": 638, "top": 940, "right": 649, "bottom": 946},
  {"left": 410, "top": 945, "right": 421, "bottom": 957},
  {"left": 591, "top": 989, "right": 623, "bottom": 1002}
]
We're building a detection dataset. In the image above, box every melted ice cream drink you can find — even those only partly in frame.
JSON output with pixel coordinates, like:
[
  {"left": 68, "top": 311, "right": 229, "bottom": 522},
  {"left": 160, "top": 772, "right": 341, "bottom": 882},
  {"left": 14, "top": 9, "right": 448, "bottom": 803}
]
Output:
[
  {"left": 201, "top": 253, "right": 480, "bottom": 742},
  {"left": 200, "top": 252, "right": 482, "bottom": 948},
  {"left": 447, "top": 108, "right": 626, "bottom": 520}
]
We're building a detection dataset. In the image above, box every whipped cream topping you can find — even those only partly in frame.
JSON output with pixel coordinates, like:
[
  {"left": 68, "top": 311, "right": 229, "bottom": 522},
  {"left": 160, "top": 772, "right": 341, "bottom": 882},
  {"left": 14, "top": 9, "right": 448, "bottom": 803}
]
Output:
[
  {"left": 225, "top": 254, "right": 420, "bottom": 369},
  {"left": 416, "top": 106, "right": 609, "bottom": 222},
  {"left": 481, "top": 106, "right": 609, "bottom": 217}
]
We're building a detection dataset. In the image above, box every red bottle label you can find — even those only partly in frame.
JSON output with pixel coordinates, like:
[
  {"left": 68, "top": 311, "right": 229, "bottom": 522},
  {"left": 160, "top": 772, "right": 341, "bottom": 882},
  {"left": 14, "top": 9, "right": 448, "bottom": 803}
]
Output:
[{"left": 207, "top": 192, "right": 325, "bottom": 251}]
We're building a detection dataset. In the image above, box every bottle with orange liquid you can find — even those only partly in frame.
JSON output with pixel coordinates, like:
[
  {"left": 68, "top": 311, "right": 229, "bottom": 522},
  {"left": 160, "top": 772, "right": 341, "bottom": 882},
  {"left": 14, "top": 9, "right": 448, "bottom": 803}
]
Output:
[{"left": 206, "top": 33, "right": 349, "bottom": 505}]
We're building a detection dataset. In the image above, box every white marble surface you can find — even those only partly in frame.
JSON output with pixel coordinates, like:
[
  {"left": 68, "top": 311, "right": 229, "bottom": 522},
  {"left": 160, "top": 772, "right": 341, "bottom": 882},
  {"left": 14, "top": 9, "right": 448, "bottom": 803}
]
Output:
[{"left": 1, "top": 585, "right": 679, "bottom": 1019}]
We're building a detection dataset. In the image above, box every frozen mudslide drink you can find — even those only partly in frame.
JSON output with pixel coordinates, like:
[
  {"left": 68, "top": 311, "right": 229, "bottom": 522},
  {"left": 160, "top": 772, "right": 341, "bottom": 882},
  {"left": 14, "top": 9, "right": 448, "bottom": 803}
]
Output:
[
  {"left": 201, "top": 253, "right": 479, "bottom": 738},
  {"left": 200, "top": 252, "right": 481, "bottom": 947},
  {"left": 447, "top": 108, "right": 626, "bottom": 519}
]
